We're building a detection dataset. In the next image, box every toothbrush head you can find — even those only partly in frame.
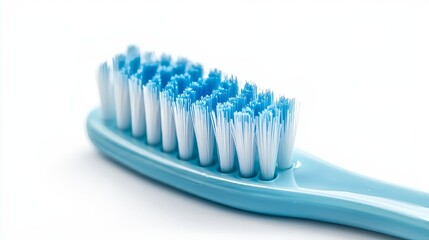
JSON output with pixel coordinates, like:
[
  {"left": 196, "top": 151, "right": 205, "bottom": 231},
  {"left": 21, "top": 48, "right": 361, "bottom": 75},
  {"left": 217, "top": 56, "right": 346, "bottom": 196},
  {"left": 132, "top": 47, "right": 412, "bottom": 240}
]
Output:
[{"left": 98, "top": 45, "right": 298, "bottom": 180}]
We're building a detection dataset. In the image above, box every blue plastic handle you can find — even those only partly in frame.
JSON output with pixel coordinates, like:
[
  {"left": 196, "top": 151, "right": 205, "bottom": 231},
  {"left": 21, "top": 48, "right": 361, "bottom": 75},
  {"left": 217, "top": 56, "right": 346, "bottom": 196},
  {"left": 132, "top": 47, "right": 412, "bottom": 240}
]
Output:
[{"left": 87, "top": 109, "right": 429, "bottom": 239}]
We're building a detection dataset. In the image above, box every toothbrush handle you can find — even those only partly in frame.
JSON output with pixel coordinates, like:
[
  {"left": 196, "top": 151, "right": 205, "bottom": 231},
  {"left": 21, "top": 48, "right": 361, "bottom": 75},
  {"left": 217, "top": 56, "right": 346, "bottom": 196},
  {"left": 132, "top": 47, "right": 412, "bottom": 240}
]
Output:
[{"left": 290, "top": 151, "right": 429, "bottom": 239}]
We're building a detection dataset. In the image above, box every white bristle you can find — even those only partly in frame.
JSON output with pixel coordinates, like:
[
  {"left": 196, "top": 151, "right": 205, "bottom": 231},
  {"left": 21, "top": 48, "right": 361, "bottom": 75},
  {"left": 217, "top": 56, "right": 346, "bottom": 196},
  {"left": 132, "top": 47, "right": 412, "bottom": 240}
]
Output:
[
  {"left": 143, "top": 82, "right": 161, "bottom": 145},
  {"left": 277, "top": 99, "right": 300, "bottom": 169},
  {"left": 173, "top": 98, "right": 195, "bottom": 160},
  {"left": 230, "top": 111, "right": 256, "bottom": 177},
  {"left": 97, "top": 62, "right": 115, "bottom": 120},
  {"left": 128, "top": 77, "right": 146, "bottom": 137},
  {"left": 192, "top": 103, "right": 215, "bottom": 166},
  {"left": 256, "top": 109, "right": 282, "bottom": 180},
  {"left": 211, "top": 106, "right": 235, "bottom": 172},
  {"left": 113, "top": 71, "right": 131, "bottom": 129},
  {"left": 160, "top": 91, "right": 177, "bottom": 152}
]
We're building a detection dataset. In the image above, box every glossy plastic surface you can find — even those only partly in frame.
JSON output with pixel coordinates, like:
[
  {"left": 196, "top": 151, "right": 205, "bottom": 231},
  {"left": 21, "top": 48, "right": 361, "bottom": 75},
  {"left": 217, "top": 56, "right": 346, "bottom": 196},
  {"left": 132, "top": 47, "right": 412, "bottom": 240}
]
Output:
[{"left": 87, "top": 109, "right": 429, "bottom": 239}]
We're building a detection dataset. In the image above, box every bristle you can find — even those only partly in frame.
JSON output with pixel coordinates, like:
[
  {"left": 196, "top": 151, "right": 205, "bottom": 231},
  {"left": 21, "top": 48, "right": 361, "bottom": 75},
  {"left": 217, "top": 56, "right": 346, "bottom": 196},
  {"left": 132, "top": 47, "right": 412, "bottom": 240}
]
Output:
[
  {"left": 277, "top": 98, "right": 299, "bottom": 169},
  {"left": 192, "top": 97, "right": 215, "bottom": 166},
  {"left": 112, "top": 54, "right": 126, "bottom": 72},
  {"left": 211, "top": 102, "right": 236, "bottom": 172},
  {"left": 160, "top": 89, "right": 177, "bottom": 152},
  {"left": 113, "top": 67, "right": 131, "bottom": 130},
  {"left": 173, "top": 58, "right": 189, "bottom": 75},
  {"left": 188, "top": 63, "right": 204, "bottom": 82},
  {"left": 230, "top": 108, "right": 256, "bottom": 177},
  {"left": 142, "top": 53, "right": 159, "bottom": 84},
  {"left": 98, "top": 47, "right": 300, "bottom": 180},
  {"left": 128, "top": 76, "right": 146, "bottom": 137},
  {"left": 160, "top": 54, "right": 172, "bottom": 66},
  {"left": 97, "top": 62, "right": 115, "bottom": 120},
  {"left": 256, "top": 109, "right": 282, "bottom": 180},
  {"left": 125, "top": 45, "right": 141, "bottom": 75},
  {"left": 143, "top": 80, "right": 161, "bottom": 145},
  {"left": 173, "top": 92, "right": 195, "bottom": 160},
  {"left": 159, "top": 66, "right": 173, "bottom": 89},
  {"left": 241, "top": 82, "right": 257, "bottom": 103}
]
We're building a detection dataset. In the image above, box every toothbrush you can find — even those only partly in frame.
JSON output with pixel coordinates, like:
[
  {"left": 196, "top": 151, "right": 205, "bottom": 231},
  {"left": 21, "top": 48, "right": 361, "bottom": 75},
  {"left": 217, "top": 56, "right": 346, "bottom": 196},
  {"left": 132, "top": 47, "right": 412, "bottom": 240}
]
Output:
[{"left": 88, "top": 45, "right": 429, "bottom": 239}]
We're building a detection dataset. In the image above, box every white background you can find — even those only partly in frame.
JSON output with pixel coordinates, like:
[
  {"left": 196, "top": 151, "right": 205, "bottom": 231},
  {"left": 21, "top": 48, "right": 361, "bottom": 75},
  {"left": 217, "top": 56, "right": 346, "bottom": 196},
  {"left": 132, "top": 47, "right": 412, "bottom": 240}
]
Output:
[{"left": 1, "top": 0, "right": 428, "bottom": 239}]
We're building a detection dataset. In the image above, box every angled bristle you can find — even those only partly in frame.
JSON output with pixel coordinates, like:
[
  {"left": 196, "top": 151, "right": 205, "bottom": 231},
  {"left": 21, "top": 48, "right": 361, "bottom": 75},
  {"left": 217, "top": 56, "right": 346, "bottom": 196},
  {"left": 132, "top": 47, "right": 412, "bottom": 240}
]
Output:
[
  {"left": 256, "top": 109, "right": 282, "bottom": 180},
  {"left": 128, "top": 76, "right": 146, "bottom": 137},
  {"left": 160, "top": 89, "right": 177, "bottom": 152},
  {"left": 97, "top": 62, "right": 115, "bottom": 120},
  {"left": 277, "top": 97, "right": 299, "bottom": 169},
  {"left": 173, "top": 93, "right": 195, "bottom": 160},
  {"left": 143, "top": 80, "right": 161, "bottom": 145},
  {"left": 113, "top": 69, "right": 131, "bottom": 130},
  {"left": 230, "top": 108, "right": 256, "bottom": 177}
]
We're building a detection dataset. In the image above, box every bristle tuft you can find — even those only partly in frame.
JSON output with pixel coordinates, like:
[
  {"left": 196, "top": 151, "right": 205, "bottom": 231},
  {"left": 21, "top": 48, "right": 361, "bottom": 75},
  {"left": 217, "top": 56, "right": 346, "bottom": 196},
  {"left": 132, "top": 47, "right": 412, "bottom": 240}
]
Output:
[
  {"left": 211, "top": 102, "right": 236, "bottom": 172},
  {"left": 277, "top": 98, "right": 299, "bottom": 169},
  {"left": 230, "top": 108, "right": 256, "bottom": 177},
  {"left": 113, "top": 69, "right": 131, "bottom": 130},
  {"left": 143, "top": 80, "right": 161, "bottom": 145},
  {"left": 192, "top": 97, "right": 216, "bottom": 166},
  {"left": 128, "top": 76, "right": 146, "bottom": 137},
  {"left": 256, "top": 109, "right": 282, "bottom": 180},
  {"left": 160, "top": 89, "right": 177, "bottom": 152},
  {"left": 173, "top": 94, "right": 195, "bottom": 160},
  {"left": 97, "top": 62, "right": 115, "bottom": 119}
]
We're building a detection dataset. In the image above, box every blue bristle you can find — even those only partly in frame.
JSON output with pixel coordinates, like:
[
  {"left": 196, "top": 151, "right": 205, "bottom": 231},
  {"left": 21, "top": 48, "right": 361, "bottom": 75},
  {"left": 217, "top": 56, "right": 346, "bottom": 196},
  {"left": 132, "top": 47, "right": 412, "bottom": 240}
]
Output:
[
  {"left": 228, "top": 95, "right": 246, "bottom": 112},
  {"left": 214, "top": 88, "right": 228, "bottom": 104},
  {"left": 160, "top": 54, "right": 172, "bottom": 66},
  {"left": 203, "top": 69, "right": 221, "bottom": 94},
  {"left": 276, "top": 96, "right": 292, "bottom": 121},
  {"left": 112, "top": 54, "right": 126, "bottom": 72},
  {"left": 189, "top": 81, "right": 202, "bottom": 100},
  {"left": 241, "top": 106, "right": 255, "bottom": 117},
  {"left": 173, "top": 73, "right": 191, "bottom": 94},
  {"left": 165, "top": 80, "right": 179, "bottom": 99},
  {"left": 222, "top": 76, "right": 239, "bottom": 98},
  {"left": 203, "top": 93, "right": 218, "bottom": 110},
  {"left": 173, "top": 58, "right": 189, "bottom": 75},
  {"left": 249, "top": 91, "right": 274, "bottom": 116},
  {"left": 126, "top": 45, "right": 141, "bottom": 75},
  {"left": 142, "top": 61, "right": 159, "bottom": 83},
  {"left": 188, "top": 63, "right": 204, "bottom": 82},
  {"left": 201, "top": 95, "right": 216, "bottom": 111},
  {"left": 180, "top": 87, "right": 197, "bottom": 103},
  {"left": 159, "top": 66, "right": 173, "bottom": 89},
  {"left": 150, "top": 75, "right": 161, "bottom": 88},
  {"left": 241, "top": 82, "right": 257, "bottom": 103},
  {"left": 217, "top": 102, "right": 235, "bottom": 120},
  {"left": 259, "top": 91, "right": 274, "bottom": 107}
]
